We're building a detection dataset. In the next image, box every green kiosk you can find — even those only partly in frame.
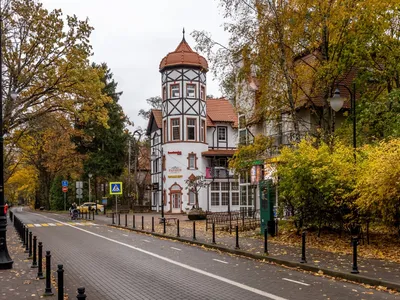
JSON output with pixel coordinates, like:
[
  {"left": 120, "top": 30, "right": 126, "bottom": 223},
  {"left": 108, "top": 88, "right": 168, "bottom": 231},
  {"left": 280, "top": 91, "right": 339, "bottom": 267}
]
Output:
[{"left": 259, "top": 179, "right": 276, "bottom": 235}]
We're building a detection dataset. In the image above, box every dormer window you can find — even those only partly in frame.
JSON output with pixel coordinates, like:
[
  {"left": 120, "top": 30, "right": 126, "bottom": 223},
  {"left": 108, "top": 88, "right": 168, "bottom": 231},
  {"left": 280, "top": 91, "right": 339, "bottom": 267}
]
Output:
[
  {"left": 186, "top": 84, "right": 196, "bottom": 98},
  {"left": 171, "top": 84, "right": 180, "bottom": 98},
  {"left": 218, "top": 127, "right": 227, "bottom": 142}
]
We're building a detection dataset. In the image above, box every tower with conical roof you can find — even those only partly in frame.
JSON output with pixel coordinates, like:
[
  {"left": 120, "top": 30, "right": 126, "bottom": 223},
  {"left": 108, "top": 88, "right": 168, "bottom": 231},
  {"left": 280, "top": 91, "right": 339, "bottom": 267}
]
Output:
[{"left": 157, "top": 30, "right": 208, "bottom": 214}]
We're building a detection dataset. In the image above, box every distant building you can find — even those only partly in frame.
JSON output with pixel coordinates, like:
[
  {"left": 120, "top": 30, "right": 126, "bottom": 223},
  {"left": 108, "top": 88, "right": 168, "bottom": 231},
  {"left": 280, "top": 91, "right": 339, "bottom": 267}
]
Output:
[{"left": 146, "top": 34, "right": 241, "bottom": 214}]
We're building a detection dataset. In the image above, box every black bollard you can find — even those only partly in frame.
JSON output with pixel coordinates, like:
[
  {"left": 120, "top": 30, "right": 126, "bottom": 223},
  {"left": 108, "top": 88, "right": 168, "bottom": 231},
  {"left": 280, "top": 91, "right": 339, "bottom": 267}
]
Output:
[
  {"left": 264, "top": 227, "right": 268, "bottom": 254},
  {"left": 132, "top": 215, "right": 135, "bottom": 229},
  {"left": 31, "top": 236, "right": 38, "bottom": 268},
  {"left": 92, "top": 210, "right": 95, "bottom": 221},
  {"left": 235, "top": 225, "right": 240, "bottom": 249},
  {"left": 351, "top": 238, "right": 360, "bottom": 274},
  {"left": 125, "top": 214, "right": 128, "bottom": 227},
  {"left": 163, "top": 218, "right": 166, "bottom": 234},
  {"left": 151, "top": 217, "right": 154, "bottom": 232},
  {"left": 25, "top": 228, "right": 29, "bottom": 253},
  {"left": 212, "top": 222, "right": 216, "bottom": 244},
  {"left": 142, "top": 216, "right": 144, "bottom": 230},
  {"left": 76, "top": 287, "right": 87, "bottom": 299},
  {"left": 22, "top": 225, "right": 27, "bottom": 248},
  {"left": 118, "top": 213, "right": 121, "bottom": 226},
  {"left": 37, "top": 242, "right": 44, "bottom": 279},
  {"left": 85, "top": 211, "right": 88, "bottom": 220},
  {"left": 44, "top": 251, "right": 54, "bottom": 296},
  {"left": 112, "top": 212, "right": 115, "bottom": 225},
  {"left": 177, "top": 219, "right": 180, "bottom": 237},
  {"left": 300, "top": 231, "right": 307, "bottom": 263},
  {"left": 275, "top": 219, "right": 279, "bottom": 237},
  {"left": 57, "top": 264, "right": 64, "bottom": 300},
  {"left": 28, "top": 231, "right": 33, "bottom": 258},
  {"left": 193, "top": 221, "right": 196, "bottom": 240}
]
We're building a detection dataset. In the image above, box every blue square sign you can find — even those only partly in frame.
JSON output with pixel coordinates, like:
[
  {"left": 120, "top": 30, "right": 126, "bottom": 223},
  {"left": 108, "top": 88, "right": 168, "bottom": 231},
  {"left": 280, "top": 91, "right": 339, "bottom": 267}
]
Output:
[
  {"left": 110, "top": 182, "right": 123, "bottom": 195},
  {"left": 62, "top": 180, "right": 68, "bottom": 187}
]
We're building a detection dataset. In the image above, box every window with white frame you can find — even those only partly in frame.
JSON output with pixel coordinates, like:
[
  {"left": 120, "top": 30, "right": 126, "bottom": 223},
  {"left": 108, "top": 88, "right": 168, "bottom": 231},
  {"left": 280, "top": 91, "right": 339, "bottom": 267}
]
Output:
[
  {"left": 187, "top": 118, "right": 196, "bottom": 141},
  {"left": 172, "top": 118, "right": 180, "bottom": 140},
  {"left": 211, "top": 182, "right": 220, "bottom": 206},
  {"left": 188, "top": 190, "right": 195, "bottom": 205},
  {"left": 186, "top": 84, "right": 196, "bottom": 98},
  {"left": 232, "top": 182, "right": 239, "bottom": 205},
  {"left": 171, "top": 84, "right": 180, "bottom": 98},
  {"left": 188, "top": 153, "right": 196, "bottom": 169},
  {"left": 218, "top": 127, "right": 227, "bottom": 142},
  {"left": 200, "top": 86, "right": 205, "bottom": 100}
]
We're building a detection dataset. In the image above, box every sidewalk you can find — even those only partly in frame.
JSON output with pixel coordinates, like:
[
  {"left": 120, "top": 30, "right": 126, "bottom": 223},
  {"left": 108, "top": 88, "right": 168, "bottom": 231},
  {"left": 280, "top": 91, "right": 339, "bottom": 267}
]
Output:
[
  {"left": 0, "top": 216, "right": 55, "bottom": 300},
  {"left": 98, "top": 212, "right": 400, "bottom": 292}
]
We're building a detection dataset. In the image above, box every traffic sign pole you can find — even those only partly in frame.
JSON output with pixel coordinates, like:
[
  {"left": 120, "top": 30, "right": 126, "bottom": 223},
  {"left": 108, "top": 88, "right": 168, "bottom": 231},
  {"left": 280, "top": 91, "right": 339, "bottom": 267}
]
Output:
[{"left": 64, "top": 192, "right": 66, "bottom": 211}]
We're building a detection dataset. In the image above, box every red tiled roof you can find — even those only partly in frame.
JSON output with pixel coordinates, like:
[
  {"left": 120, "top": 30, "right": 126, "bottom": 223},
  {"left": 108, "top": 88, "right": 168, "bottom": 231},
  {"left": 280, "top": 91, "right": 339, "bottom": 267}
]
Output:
[
  {"left": 201, "top": 150, "right": 236, "bottom": 156},
  {"left": 152, "top": 109, "right": 162, "bottom": 128},
  {"left": 159, "top": 38, "right": 208, "bottom": 71},
  {"left": 206, "top": 98, "right": 238, "bottom": 127}
]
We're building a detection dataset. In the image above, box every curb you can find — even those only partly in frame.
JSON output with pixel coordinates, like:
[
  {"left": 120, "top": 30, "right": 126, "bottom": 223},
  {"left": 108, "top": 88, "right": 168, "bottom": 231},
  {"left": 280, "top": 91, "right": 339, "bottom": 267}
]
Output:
[{"left": 109, "top": 224, "right": 400, "bottom": 292}]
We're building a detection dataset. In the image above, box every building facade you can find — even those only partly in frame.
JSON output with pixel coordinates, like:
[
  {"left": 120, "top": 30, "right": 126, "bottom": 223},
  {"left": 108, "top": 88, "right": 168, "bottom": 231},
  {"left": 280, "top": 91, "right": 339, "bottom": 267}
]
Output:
[{"left": 146, "top": 34, "right": 240, "bottom": 214}]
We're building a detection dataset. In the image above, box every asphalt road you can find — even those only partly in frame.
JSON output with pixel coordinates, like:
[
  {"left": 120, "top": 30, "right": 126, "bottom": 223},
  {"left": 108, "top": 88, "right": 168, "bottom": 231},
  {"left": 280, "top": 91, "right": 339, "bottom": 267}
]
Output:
[{"left": 12, "top": 208, "right": 399, "bottom": 300}]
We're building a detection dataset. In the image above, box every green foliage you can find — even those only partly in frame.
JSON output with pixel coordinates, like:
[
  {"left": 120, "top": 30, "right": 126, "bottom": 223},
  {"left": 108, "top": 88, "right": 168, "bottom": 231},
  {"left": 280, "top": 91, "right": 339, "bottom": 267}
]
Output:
[
  {"left": 277, "top": 139, "right": 356, "bottom": 231},
  {"left": 73, "top": 63, "right": 128, "bottom": 179},
  {"left": 50, "top": 176, "right": 65, "bottom": 211}
]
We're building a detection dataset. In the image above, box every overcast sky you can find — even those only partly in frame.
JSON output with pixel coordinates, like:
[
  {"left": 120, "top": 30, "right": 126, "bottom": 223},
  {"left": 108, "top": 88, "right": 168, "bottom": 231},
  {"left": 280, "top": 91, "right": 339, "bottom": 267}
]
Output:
[{"left": 41, "top": 0, "right": 229, "bottom": 131}]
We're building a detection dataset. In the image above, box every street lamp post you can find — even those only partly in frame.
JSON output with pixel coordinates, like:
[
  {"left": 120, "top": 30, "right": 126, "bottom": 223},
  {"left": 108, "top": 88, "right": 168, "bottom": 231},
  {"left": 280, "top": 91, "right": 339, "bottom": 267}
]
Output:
[
  {"left": 88, "top": 174, "right": 95, "bottom": 213},
  {"left": 0, "top": 6, "right": 14, "bottom": 269},
  {"left": 151, "top": 147, "right": 164, "bottom": 222},
  {"left": 329, "top": 82, "right": 356, "bottom": 162}
]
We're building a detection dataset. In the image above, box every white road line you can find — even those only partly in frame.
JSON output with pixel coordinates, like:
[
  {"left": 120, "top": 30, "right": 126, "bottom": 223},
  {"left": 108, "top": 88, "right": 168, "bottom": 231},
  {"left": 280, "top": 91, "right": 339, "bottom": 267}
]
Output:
[
  {"left": 282, "top": 278, "right": 310, "bottom": 286},
  {"left": 108, "top": 230, "right": 113, "bottom": 232},
  {"left": 122, "top": 234, "right": 129, "bottom": 237},
  {"left": 34, "top": 224, "right": 42, "bottom": 227},
  {"left": 170, "top": 247, "right": 181, "bottom": 251},
  {"left": 213, "top": 259, "right": 228, "bottom": 264},
  {"left": 44, "top": 216, "right": 287, "bottom": 300},
  {"left": 142, "top": 240, "right": 151, "bottom": 243},
  {"left": 48, "top": 223, "right": 57, "bottom": 226}
]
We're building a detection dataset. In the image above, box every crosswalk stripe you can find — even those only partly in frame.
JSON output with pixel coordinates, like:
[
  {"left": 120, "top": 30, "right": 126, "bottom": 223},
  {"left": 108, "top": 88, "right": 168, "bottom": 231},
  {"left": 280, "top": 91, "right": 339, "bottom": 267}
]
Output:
[
  {"left": 34, "top": 224, "right": 42, "bottom": 227},
  {"left": 48, "top": 223, "right": 56, "bottom": 226}
]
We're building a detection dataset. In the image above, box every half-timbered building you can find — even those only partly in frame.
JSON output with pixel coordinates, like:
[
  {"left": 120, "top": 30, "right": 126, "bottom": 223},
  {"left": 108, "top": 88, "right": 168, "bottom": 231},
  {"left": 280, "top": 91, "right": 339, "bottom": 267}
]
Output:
[{"left": 146, "top": 34, "right": 239, "bottom": 214}]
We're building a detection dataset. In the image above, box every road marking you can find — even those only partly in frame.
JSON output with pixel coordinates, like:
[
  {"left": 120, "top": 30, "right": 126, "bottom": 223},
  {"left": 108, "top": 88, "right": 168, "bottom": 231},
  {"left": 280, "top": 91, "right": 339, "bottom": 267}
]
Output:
[
  {"left": 108, "top": 230, "right": 113, "bottom": 232},
  {"left": 41, "top": 224, "right": 49, "bottom": 227},
  {"left": 34, "top": 224, "right": 42, "bottom": 227},
  {"left": 282, "top": 278, "right": 310, "bottom": 286},
  {"left": 27, "top": 224, "right": 34, "bottom": 228},
  {"left": 122, "top": 234, "right": 129, "bottom": 237},
  {"left": 213, "top": 259, "right": 228, "bottom": 264},
  {"left": 170, "top": 247, "right": 181, "bottom": 251},
  {"left": 44, "top": 216, "right": 287, "bottom": 300},
  {"left": 143, "top": 240, "right": 151, "bottom": 243},
  {"left": 48, "top": 223, "right": 57, "bottom": 226}
]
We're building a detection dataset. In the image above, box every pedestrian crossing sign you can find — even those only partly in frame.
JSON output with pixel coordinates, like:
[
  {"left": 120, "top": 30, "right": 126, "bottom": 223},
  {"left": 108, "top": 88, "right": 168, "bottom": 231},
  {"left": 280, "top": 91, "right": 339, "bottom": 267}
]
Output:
[{"left": 110, "top": 182, "right": 123, "bottom": 195}]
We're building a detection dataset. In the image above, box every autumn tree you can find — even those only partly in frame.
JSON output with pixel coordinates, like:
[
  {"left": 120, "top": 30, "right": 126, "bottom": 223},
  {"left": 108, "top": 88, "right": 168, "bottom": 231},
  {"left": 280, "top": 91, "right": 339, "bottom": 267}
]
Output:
[
  {"left": 355, "top": 139, "right": 400, "bottom": 235},
  {"left": 72, "top": 63, "right": 129, "bottom": 200}
]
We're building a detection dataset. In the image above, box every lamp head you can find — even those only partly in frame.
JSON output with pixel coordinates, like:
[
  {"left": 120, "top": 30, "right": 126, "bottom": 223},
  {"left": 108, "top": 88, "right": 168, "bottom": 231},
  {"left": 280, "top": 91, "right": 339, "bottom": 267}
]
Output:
[
  {"left": 150, "top": 151, "right": 157, "bottom": 161},
  {"left": 329, "top": 88, "right": 345, "bottom": 112}
]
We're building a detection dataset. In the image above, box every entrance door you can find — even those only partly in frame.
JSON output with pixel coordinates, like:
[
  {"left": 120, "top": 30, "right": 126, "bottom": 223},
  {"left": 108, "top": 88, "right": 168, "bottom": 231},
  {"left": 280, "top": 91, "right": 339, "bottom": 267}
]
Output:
[
  {"left": 172, "top": 194, "right": 181, "bottom": 213},
  {"left": 170, "top": 184, "right": 182, "bottom": 214}
]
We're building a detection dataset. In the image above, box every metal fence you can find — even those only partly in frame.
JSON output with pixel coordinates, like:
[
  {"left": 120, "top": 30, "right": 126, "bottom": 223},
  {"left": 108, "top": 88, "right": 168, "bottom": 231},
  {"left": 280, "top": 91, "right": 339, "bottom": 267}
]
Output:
[{"left": 206, "top": 209, "right": 260, "bottom": 231}]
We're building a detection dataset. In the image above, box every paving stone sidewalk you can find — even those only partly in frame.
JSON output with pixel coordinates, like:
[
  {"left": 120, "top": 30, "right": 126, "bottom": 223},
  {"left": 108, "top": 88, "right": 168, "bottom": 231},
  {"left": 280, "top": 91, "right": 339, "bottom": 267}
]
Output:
[
  {"left": 97, "top": 212, "right": 400, "bottom": 288},
  {"left": 0, "top": 216, "right": 56, "bottom": 300}
]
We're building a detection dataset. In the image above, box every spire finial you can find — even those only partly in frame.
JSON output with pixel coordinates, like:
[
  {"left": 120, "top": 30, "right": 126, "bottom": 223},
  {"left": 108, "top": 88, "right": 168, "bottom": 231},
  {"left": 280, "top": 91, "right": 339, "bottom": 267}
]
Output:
[{"left": 182, "top": 27, "right": 185, "bottom": 41}]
